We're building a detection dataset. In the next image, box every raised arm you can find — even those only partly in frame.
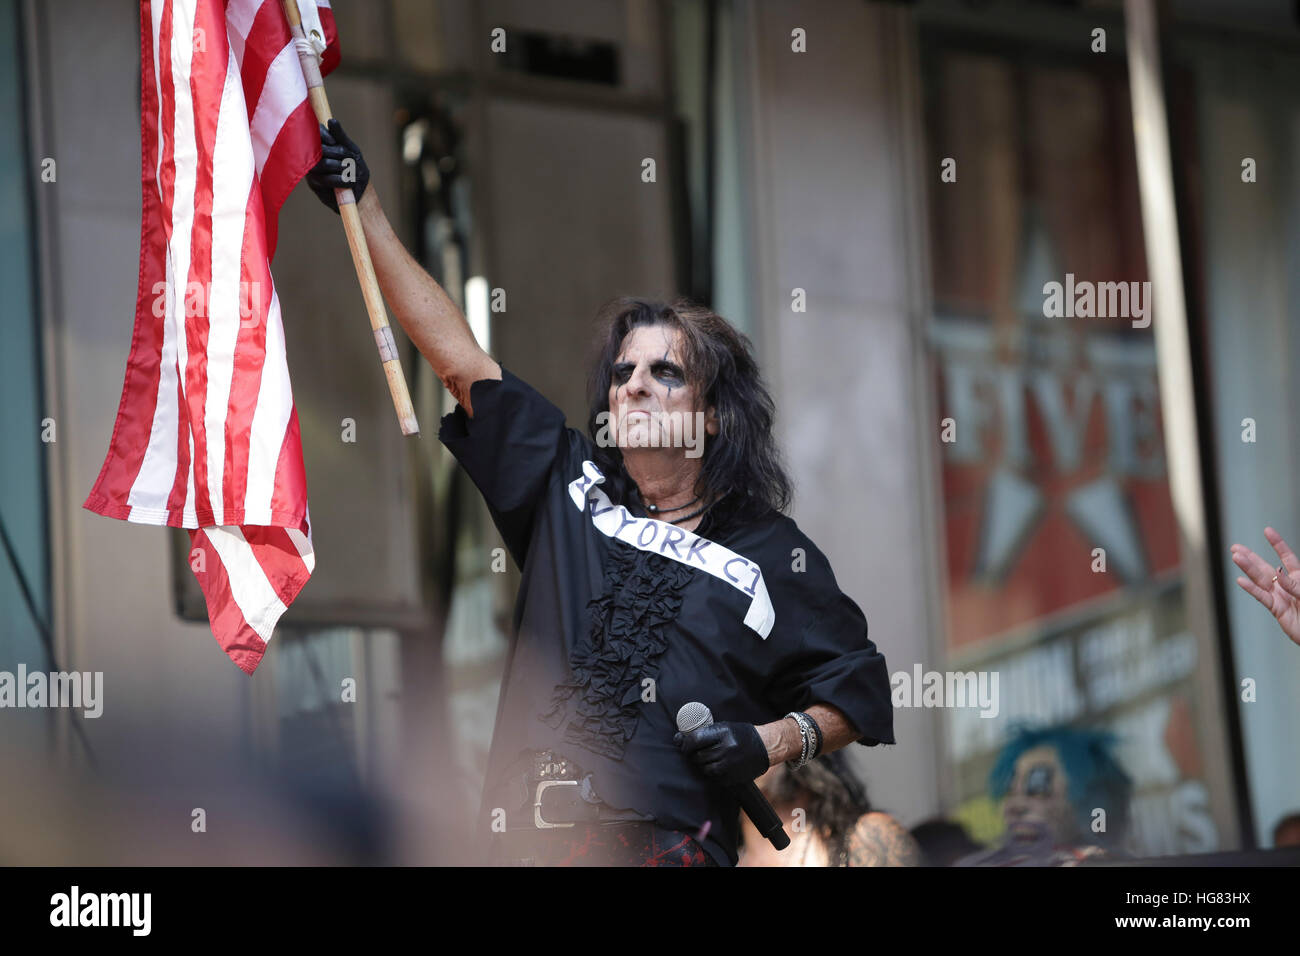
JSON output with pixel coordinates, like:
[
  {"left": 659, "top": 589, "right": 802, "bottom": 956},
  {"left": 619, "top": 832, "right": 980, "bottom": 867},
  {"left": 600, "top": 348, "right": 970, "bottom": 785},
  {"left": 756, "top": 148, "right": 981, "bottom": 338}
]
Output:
[{"left": 306, "top": 120, "right": 500, "bottom": 415}]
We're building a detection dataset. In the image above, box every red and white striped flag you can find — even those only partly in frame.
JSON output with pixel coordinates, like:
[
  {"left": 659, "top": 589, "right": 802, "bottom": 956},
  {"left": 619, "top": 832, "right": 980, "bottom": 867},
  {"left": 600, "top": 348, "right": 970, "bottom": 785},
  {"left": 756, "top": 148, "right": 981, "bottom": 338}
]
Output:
[{"left": 85, "top": 0, "right": 341, "bottom": 674}]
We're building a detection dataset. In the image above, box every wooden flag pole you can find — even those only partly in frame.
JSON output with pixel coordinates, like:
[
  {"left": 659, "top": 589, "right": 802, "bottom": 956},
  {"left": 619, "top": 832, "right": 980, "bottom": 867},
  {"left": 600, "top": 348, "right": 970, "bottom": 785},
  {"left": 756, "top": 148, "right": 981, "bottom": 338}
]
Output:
[{"left": 281, "top": 0, "right": 419, "bottom": 436}]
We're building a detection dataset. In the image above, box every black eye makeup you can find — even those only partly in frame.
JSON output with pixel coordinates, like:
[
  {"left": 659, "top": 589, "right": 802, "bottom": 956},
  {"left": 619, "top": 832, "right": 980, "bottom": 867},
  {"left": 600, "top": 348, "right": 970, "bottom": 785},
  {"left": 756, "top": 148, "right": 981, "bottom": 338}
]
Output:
[
  {"left": 651, "top": 361, "right": 684, "bottom": 384},
  {"left": 1023, "top": 764, "right": 1055, "bottom": 797},
  {"left": 611, "top": 360, "right": 685, "bottom": 386}
]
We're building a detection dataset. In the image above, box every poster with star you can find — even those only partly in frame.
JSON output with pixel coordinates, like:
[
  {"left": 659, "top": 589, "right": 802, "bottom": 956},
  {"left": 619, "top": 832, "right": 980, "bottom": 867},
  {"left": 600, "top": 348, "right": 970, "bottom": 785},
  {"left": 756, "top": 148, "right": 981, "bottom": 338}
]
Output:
[{"left": 922, "top": 43, "right": 1221, "bottom": 857}]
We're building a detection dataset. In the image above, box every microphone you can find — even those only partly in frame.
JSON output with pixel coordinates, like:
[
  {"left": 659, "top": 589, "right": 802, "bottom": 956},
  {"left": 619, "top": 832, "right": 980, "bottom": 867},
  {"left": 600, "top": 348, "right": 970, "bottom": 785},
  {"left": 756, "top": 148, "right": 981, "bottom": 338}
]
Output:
[{"left": 677, "top": 702, "right": 791, "bottom": 851}]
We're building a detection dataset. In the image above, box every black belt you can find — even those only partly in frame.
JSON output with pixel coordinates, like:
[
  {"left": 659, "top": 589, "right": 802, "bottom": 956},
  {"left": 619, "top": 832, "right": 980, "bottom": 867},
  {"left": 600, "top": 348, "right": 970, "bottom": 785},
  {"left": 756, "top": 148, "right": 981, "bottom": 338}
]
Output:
[
  {"left": 497, "top": 750, "right": 652, "bottom": 829},
  {"left": 487, "top": 752, "right": 718, "bottom": 866}
]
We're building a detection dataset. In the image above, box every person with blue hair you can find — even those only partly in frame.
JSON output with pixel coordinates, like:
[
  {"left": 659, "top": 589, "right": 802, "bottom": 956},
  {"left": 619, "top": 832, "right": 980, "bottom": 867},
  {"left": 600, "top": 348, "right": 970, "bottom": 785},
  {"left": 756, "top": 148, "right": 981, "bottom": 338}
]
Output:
[{"left": 957, "top": 723, "right": 1134, "bottom": 866}]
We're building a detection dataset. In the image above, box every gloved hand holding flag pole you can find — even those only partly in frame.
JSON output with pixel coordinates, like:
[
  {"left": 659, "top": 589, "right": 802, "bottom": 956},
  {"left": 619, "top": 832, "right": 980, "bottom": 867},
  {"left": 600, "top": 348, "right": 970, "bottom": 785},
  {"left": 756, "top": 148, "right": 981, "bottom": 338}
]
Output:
[
  {"left": 279, "top": 0, "right": 419, "bottom": 437},
  {"left": 85, "top": 0, "right": 414, "bottom": 673}
]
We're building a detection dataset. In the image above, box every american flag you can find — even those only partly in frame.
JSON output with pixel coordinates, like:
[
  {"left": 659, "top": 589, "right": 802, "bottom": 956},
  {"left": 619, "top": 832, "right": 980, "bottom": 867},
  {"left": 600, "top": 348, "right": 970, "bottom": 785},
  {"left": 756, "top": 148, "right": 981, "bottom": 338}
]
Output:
[{"left": 84, "top": 0, "right": 341, "bottom": 674}]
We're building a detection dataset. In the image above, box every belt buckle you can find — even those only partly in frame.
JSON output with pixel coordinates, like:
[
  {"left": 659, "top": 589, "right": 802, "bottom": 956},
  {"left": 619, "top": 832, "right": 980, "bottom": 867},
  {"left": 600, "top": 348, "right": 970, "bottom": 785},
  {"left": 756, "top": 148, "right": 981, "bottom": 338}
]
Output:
[{"left": 534, "top": 779, "right": 579, "bottom": 829}]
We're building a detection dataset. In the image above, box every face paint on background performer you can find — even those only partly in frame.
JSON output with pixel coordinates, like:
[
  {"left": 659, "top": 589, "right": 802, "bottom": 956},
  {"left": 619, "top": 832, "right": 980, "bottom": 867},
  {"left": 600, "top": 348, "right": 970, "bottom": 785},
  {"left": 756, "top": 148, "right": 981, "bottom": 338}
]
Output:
[{"left": 956, "top": 725, "right": 1134, "bottom": 867}]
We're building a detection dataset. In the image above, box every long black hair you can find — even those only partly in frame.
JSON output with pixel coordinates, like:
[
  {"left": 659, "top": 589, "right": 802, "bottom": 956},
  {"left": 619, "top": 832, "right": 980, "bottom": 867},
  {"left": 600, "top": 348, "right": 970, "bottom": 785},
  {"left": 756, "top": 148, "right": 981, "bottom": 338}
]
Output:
[
  {"left": 761, "top": 751, "right": 874, "bottom": 863},
  {"left": 585, "top": 296, "right": 792, "bottom": 526}
]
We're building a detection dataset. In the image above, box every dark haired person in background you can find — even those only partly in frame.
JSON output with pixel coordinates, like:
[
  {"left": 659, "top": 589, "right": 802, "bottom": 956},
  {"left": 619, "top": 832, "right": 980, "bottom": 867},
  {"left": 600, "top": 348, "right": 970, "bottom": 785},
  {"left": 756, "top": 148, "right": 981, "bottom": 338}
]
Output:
[
  {"left": 737, "top": 750, "right": 921, "bottom": 866},
  {"left": 1273, "top": 812, "right": 1300, "bottom": 848},
  {"left": 305, "top": 122, "right": 895, "bottom": 866},
  {"left": 909, "top": 818, "right": 983, "bottom": 867}
]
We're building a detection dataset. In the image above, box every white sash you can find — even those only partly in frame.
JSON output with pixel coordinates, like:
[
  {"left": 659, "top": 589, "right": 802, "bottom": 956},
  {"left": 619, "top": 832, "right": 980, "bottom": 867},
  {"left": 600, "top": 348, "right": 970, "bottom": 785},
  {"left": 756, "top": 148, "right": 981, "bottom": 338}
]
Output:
[{"left": 567, "top": 460, "right": 774, "bottom": 639}]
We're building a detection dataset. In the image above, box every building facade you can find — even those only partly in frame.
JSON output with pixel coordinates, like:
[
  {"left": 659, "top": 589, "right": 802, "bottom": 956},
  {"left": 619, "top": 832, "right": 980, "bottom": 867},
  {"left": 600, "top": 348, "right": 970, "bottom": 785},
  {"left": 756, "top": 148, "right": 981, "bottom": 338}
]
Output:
[{"left": 3, "top": 0, "right": 1297, "bottom": 862}]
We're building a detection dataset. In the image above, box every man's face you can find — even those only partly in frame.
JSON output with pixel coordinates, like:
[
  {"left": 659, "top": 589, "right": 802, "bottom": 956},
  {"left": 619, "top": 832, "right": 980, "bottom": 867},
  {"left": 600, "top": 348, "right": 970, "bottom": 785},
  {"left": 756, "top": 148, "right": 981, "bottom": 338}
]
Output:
[
  {"left": 607, "top": 325, "right": 717, "bottom": 453},
  {"left": 1002, "top": 745, "right": 1075, "bottom": 845}
]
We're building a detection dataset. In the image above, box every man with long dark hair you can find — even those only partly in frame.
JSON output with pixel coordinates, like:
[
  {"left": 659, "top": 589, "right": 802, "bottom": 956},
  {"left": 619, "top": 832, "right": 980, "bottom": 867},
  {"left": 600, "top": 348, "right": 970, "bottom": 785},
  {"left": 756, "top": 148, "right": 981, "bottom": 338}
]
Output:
[{"left": 305, "top": 122, "right": 895, "bottom": 866}]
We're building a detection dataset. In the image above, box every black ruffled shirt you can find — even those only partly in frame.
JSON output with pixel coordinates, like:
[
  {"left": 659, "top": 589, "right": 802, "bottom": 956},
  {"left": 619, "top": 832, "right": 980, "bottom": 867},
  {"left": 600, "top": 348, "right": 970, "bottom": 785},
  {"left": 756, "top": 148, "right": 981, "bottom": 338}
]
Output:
[{"left": 439, "top": 367, "right": 895, "bottom": 866}]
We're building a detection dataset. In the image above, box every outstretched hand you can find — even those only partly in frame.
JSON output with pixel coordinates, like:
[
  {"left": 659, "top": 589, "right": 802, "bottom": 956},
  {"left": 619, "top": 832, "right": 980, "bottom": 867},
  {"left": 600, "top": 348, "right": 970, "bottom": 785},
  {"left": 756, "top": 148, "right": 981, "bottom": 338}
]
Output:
[{"left": 1231, "top": 527, "right": 1300, "bottom": 646}]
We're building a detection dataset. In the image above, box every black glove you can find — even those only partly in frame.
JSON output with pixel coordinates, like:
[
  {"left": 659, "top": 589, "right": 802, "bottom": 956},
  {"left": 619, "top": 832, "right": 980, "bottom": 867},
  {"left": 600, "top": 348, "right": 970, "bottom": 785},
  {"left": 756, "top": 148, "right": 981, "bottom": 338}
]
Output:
[
  {"left": 305, "top": 119, "right": 369, "bottom": 213},
  {"left": 674, "top": 721, "right": 770, "bottom": 787}
]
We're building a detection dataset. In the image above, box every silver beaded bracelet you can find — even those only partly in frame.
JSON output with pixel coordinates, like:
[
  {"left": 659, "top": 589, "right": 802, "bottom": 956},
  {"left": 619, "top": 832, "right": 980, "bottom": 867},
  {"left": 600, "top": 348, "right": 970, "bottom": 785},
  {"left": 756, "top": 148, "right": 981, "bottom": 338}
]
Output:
[{"left": 785, "top": 711, "right": 817, "bottom": 770}]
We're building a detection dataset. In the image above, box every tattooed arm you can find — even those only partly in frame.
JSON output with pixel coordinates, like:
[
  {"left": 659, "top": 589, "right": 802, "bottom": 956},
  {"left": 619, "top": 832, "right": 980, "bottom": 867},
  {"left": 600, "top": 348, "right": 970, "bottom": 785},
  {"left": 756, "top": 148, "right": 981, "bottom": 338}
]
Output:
[
  {"left": 356, "top": 189, "right": 500, "bottom": 416},
  {"left": 846, "top": 812, "right": 923, "bottom": 867}
]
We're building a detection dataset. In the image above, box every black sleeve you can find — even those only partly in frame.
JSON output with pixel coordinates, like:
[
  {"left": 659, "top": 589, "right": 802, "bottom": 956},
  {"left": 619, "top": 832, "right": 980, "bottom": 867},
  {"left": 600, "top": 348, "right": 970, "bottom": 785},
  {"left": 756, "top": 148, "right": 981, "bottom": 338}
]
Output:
[
  {"left": 765, "top": 589, "right": 896, "bottom": 748},
  {"left": 438, "top": 366, "right": 570, "bottom": 567}
]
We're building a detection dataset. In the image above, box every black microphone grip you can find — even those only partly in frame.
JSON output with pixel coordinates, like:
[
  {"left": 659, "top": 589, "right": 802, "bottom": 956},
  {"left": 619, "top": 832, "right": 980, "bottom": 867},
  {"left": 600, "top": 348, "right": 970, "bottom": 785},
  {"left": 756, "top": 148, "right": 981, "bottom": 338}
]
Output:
[{"left": 737, "top": 780, "right": 791, "bottom": 850}]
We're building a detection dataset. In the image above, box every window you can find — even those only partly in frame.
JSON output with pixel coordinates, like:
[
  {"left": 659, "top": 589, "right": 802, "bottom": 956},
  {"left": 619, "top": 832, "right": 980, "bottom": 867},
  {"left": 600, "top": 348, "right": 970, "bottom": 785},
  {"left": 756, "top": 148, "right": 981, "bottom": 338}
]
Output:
[{"left": 0, "top": 0, "right": 53, "bottom": 694}]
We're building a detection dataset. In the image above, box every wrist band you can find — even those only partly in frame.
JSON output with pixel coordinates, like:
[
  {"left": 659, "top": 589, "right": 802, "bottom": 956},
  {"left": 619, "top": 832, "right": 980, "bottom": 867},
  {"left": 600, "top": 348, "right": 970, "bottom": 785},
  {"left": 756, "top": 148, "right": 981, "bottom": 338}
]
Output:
[
  {"left": 785, "top": 711, "right": 821, "bottom": 770},
  {"left": 805, "top": 711, "right": 823, "bottom": 758},
  {"left": 784, "top": 711, "right": 825, "bottom": 770}
]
